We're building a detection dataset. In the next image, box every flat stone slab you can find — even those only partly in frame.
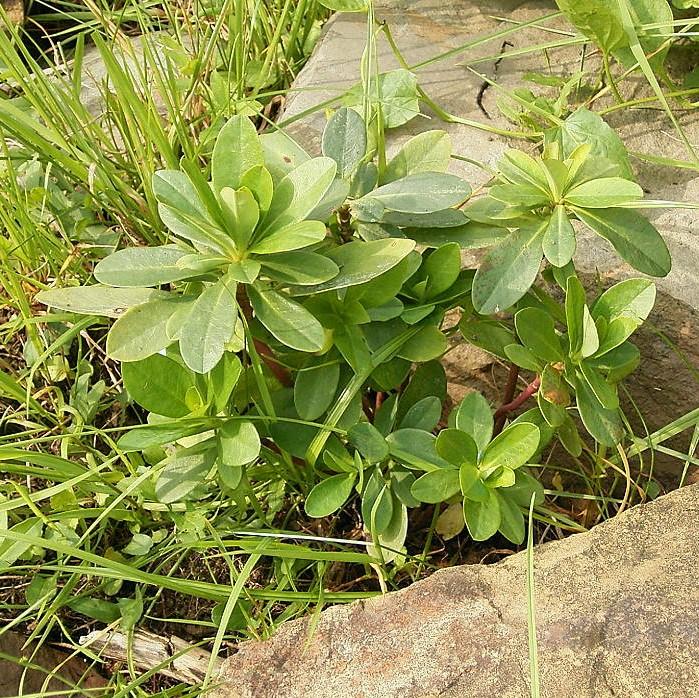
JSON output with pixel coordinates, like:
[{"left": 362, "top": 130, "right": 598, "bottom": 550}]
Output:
[
  {"left": 214, "top": 483, "right": 699, "bottom": 697},
  {"left": 282, "top": 0, "right": 699, "bottom": 309}
]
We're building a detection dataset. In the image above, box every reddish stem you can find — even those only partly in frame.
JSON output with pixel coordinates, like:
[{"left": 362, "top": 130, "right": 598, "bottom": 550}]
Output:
[{"left": 494, "top": 376, "right": 541, "bottom": 421}]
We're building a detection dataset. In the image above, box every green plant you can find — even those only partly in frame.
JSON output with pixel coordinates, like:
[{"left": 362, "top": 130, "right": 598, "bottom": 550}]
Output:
[{"left": 34, "top": 94, "right": 670, "bottom": 554}]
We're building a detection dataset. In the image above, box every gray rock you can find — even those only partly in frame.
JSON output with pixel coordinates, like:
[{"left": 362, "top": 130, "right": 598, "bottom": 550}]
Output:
[
  {"left": 214, "top": 483, "right": 699, "bottom": 697},
  {"left": 281, "top": 0, "right": 699, "bottom": 468}
]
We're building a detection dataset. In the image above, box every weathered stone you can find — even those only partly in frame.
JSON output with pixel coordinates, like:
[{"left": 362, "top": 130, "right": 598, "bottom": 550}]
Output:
[
  {"left": 214, "top": 483, "right": 699, "bottom": 697},
  {"left": 0, "top": 0, "right": 23, "bottom": 25},
  {"left": 281, "top": 0, "right": 699, "bottom": 469}
]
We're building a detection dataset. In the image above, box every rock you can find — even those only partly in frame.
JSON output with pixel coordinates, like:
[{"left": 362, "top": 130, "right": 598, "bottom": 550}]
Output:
[
  {"left": 214, "top": 484, "right": 699, "bottom": 697},
  {"left": 281, "top": 0, "right": 699, "bottom": 470},
  {"left": 0, "top": 0, "right": 23, "bottom": 25},
  {"left": 0, "top": 631, "right": 106, "bottom": 697}
]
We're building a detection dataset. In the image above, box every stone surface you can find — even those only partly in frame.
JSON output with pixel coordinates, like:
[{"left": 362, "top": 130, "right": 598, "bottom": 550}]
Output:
[
  {"left": 281, "top": 0, "right": 699, "bottom": 468},
  {"left": 0, "top": 0, "right": 23, "bottom": 25},
  {"left": 0, "top": 631, "right": 106, "bottom": 697},
  {"left": 215, "top": 483, "right": 699, "bottom": 697}
]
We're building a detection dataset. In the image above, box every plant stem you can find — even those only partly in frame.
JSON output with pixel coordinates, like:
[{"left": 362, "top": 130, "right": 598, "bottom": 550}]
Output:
[
  {"left": 494, "top": 375, "right": 541, "bottom": 427},
  {"left": 493, "top": 363, "right": 520, "bottom": 435}
]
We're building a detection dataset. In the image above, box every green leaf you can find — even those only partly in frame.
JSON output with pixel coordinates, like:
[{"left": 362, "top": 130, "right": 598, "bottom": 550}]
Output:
[
  {"left": 179, "top": 275, "right": 239, "bottom": 374},
  {"left": 579, "top": 363, "right": 619, "bottom": 410},
  {"left": 471, "top": 223, "right": 545, "bottom": 314},
  {"left": 217, "top": 420, "right": 261, "bottom": 467},
  {"left": 348, "top": 422, "right": 389, "bottom": 464},
  {"left": 152, "top": 170, "right": 207, "bottom": 216},
  {"left": 565, "top": 275, "right": 599, "bottom": 360},
  {"left": 107, "top": 298, "right": 181, "bottom": 361},
  {"left": 574, "top": 373, "right": 624, "bottom": 446},
  {"left": 261, "top": 251, "right": 339, "bottom": 286},
  {"left": 542, "top": 205, "right": 576, "bottom": 267},
  {"left": 481, "top": 422, "right": 540, "bottom": 471},
  {"left": 219, "top": 187, "right": 260, "bottom": 252},
  {"left": 454, "top": 392, "right": 493, "bottom": 455},
  {"left": 396, "top": 326, "right": 447, "bottom": 362},
  {"left": 573, "top": 207, "right": 671, "bottom": 277},
  {"left": 294, "top": 361, "right": 340, "bottom": 421},
  {"left": 386, "top": 428, "right": 452, "bottom": 471},
  {"left": 515, "top": 307, "right": 564, "bottom": 362},
  {"left": 212, "top": 115, "right": 264, "bottom": 194},
  {"left": 384, "top": 130, "right": 452, "bottom": 183},
  {"left": 157, "top": 204, "right": 232, "bottom": 255},
  {"left": 122, "top": 353, "right": 197, "bottom": 418},
  {"left": 322, "top": 107, "right": 366, "bottom": 178},
  {"left": 359, "top": 172, "right": 470, "bottom": 214},
  {"left": 361, "top": 468, "right": 393, "bottom": 534},
  {"left": 250, "top": 220, "right": 327, "bottom": 254},
  {"left": 248, "top": 286, "right": 325, "bottom": 352},
  {"left": 496, "top": 491, "right": 525, "bottom": 544},
  {"left": 346, "top": 69, "right": 419, "bottom": 128},
  {"left": 422, "top": 242, "right": 461, "bottom": 299},
  {"left": 155, "top": 447, "right": 216, "bottom": 503},
  {"left": 507, "top": 468, "right": 545, "bottom": 508},
  {"left": 548, "top": 107, "right": 633, "bottom": 180},
  {"left": 591, "top": 279, "right": 655, "bottom": 354},
  {"left": 459, "top": 462, "right": 488, "bottom": 502},
  {"left": 459, "top": 318, "right": 516, "bottom": 360},
  {"left": 210, "top": 353, "right": 243, "bottom": 412},
  {"left": 241, "top": 166, "right": 274, "bottom": 215},
  {"left": 564, "top": 177, "right": 642, "bottom": 207},
  {"left": 463, "top": 489, "right": 501, "bottom": 541},
  {"left": 504, "top": 344, "right": 543, "bottom": 372},
  {"left": 305, "top": 473, "right": 357, "bottom": 517},
  {"left": 94, "top": 246, "right": 194, "bottom": 287},
  {"left": 498, "top": 149, "right": 549, "bottom": 190},
  {"left": 411, "top": 469, "right": 460, "bottom": 504},
  {"left": 117, "top": 422, "right": 207, "bottom": 451},
  {"left": 436, "top": 429, "right": 479, "bottom": 467},
  {"left": 36, "top": 286, "right": 168, "bottom": 319},
  {"left": 399, "top": 396, "right": 441, "bottom": 432},
  {"left": 263, "top": 157, "right": 337, "bottom": 232},
  {"left": 294, "top": 239, "right": 415, "bottom": 294}
]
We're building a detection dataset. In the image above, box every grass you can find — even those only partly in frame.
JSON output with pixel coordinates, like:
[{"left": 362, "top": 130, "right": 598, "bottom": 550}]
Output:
[{"left": 1, "top": 0, "right": 699, "bottom": 695}]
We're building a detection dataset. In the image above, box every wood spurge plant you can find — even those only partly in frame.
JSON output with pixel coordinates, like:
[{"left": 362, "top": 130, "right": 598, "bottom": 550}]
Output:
[{"left": 36, "top": 97, "right": 669, "bottom": 553}]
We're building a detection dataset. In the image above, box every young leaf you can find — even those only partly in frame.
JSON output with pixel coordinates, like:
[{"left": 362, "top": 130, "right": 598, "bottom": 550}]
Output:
[
  {"left": 496, "top": 491, "right": 526, "bottom": 544},
  {"left": 218, "top": 420, "right": 261, "bottom": 467},
  {"left": 515, "top": 307, "right": 564, "bottom": 362},
  {"left": 565, "top": 276, "right": 599, "bottom": 360},
  {"left": 122, "top": 353, "right": 197, "bottom": 418},
  {"left": 383, "top": 130, "right": 452, "bottom": 183},
  {"left": 248, "top": 286, "right": 325, "bottom": 352},
  {"left": 591, "top": 278, "right": 655, "bottom": 325},
  {"left": 463, "top": 489, "right": 501, "bottom": 541},
  {"left": 579, "top": 362, "right": 619, "bottom": 410},
  {"left": 471, "top": 222, "right": 545, "bottom": 314},
  {"left": 542, "top": 205, "right": 576, "bottom": 267},
  {"left": 219, "top": 187, "right": 260, "bottom": 252},
  {"left": 386, "top": 429, "right": 452, "bottom": 471},
  {"left": 480, "top": 422, "right": 540, "bottom": 471},
  {"left": 261, "top": 251, "right": 339, "bottom": 286},
  {"left": 322, "top": 107, "right": 366, "bottom": 179},
  {"left": 36, "top": 286, "right": 168, "bottom": 319},
  {"left": 573, "top": 207, "right": 671, "bottom": 277},
  {"left": 435, "top": 429, "right": 479, "bottom": 467},
  {"left": 361, "top": 172, "right": 470, "bottom": 214},
  {"left": 348, "top": 422, "right": 389, "bottom": 464},
  {"left": 574, "top": 373, "right": 624, "bottom": 446},
  {"left": 179, "top": 275, "right": 239, "bottom": 374},
  {"left": 564, "top": 177, "right": 642, "bottom": 207},
  {"left": 294, "top": 239, "right": 415, "bottom": 294},
  {"left": 422, "top": 242, "right": 461, "bottom": 299},
  {"left": 106, "top": 298, "right": 180, "bottom": 361},
  {"left": 262, "top": 157, "right": 337, "bottom": 232},
  {"left": 250, "top": 220, "right": 327, "bottom": 254},
  {"left": 94, "top": 246, "right": 195, "bottom": 287},
  {"left": 152, "top": 170, "right": 207, "bottom": 216},
  {"left": 399, "top": 396, "right": 441, "bottom": 432},
  {"left": 305, "top": 473, "right": 357, "bottom": 517},
  {"left": 212, "top": 115, "right": 264, "bottom": 194},
  {"left": 155, "top": 447, "right": 216, "bottom": 504},
  {"left": 454, "top": 392, "right": 494, "bottom": 455},
  {"left": 411, "top": 469, "right": 460, "bottom": 504},
  {"left": 294, "top": 362, "right": 340, "bottom": 421}
]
